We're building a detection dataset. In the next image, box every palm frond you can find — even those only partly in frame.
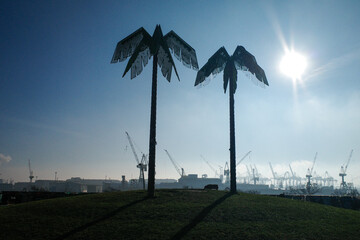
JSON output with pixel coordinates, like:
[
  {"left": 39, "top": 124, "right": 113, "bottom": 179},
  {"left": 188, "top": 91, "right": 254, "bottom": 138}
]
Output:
[
  {"left": 157, "top": 38, "right": 179, "bottom": 82},
  {"left": 111, "top": 27, "right": 151, "bottom": 63},
  {"left": 164, "top": 31, "right": 199, "bottom": 70},
  {"left": 122, "top": 38, "right": 151, "bottom": 79},
  {"left": 195, "top": 47, "right": 229, "bottom": 86},
  {"left": 232, "top": 46, "right": 269, "bottom": 86}
]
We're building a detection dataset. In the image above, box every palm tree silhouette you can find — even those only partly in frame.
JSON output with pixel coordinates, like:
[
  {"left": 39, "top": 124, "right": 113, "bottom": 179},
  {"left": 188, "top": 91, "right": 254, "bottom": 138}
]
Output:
[
  {"left": 195, "top": 46, "right": 268, "bottom": 193},
  {"left": 111, "top": 25, "right": 198, "bottom": 197}
]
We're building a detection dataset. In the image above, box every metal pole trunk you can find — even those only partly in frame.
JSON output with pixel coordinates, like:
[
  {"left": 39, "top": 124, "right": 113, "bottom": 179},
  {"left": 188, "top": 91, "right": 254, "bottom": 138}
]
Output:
[
  {"left": 229, "top": 70, "right": 237, "bottom": 193},
  {"left": 148, "top": 54, "right": 158, "bottom": 197}
]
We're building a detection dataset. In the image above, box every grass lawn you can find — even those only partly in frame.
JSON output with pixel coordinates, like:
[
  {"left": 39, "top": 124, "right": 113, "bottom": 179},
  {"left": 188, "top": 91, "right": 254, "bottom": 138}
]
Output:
[{"left": 1, "top": 190, "right": 359, "bottom": 239}]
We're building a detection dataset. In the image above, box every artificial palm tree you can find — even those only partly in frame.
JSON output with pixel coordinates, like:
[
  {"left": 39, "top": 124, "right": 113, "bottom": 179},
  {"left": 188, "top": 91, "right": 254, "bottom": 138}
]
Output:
[
  {"left": 195, "top": 46, "right": 268, "bottom": 193},
  {"left": 111, "top": 25, "right": 198, "bottom": 197}
]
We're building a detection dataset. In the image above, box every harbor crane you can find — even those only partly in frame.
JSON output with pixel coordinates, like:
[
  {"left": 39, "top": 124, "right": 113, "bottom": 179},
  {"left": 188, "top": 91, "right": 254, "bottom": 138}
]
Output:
[
  {"left": 306, "top": 152, "right": 317, "bottom": 192},
  {"left": 28, "top": 159, "right": 34, "bottom": 183},
  {"left": 339, "top": 149, "right": 353, "bottom": 189},
  {"left": 283, "top": 171, "right": 292, "bottom": 188},
  {"left": 269, "top": 162, "right": 276, "bottom": 179},
  {"left": 289, "top": 164, "right": 295, "bottom": 186},
  {"left": 269, "top": 162, "right": 278, "bottom": 187},
  {"left": 289, "top": 164, "right": 301, "bottom": 187},
  {"left": 324, "top": 171, "right": 335, "bottom": 187},
  {"left": 218, "top": 165, "right": 224, "bottom": 180},
  {"left": 125, "top": 132, "right": 147, "bottom": 190},
  {"left": 253, "top": 165, "right": 270, "bottom": 184},
  {"left": 201, "top": 155, "right": 219, "bottom": 178},
  {"left": 224, "top": 162, "right": 230, "bottom": 184},
  {"left": 233, "top": 151, "right": 251, "bottom": 183},
  {"left": 164, "top": 149, "right": 185, "bottom": 178},
  {"left": 250, "top": 164, "right": 259, "bottom": 185}
]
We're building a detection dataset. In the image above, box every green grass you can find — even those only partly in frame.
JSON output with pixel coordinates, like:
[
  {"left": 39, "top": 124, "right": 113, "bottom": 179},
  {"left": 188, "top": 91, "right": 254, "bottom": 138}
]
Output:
[{"left": 1, "top": 190, "right": 360, "bottom": 240}]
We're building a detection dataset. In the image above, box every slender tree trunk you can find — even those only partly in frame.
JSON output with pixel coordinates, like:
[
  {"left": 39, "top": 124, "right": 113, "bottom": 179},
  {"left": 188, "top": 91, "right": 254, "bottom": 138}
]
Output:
[
  {"left": 229, "top": 69, "right": 237, "bottom": 193},
  {"left": 148, "top": 54, "right": 158, "bottom": 197}
]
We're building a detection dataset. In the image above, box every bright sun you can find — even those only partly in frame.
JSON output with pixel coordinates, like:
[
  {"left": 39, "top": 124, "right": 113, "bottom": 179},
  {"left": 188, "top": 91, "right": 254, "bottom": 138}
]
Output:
[{"left": 280, "top": 51, "right": 307, "bottom": 79}]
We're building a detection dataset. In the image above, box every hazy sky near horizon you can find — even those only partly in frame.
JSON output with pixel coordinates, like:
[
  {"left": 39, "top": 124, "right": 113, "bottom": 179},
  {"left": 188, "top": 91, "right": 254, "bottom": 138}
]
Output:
[{"left": 1, "top": 0, "right": 359, "bottom": 186}]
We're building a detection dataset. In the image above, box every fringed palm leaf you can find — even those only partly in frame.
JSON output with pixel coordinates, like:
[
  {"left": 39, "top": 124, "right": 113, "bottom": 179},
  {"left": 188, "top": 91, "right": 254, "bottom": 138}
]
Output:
[
  {"left": 164, "top": 31, "right": 199, "bottom": 71},
  {"left": 157, "top": 34, "right": 180, "bottom": 82},
  {"left": 111, "top": 27, "right": 151, "bottom": 64},
  {"left": 195, "top": 47, "right": 229, "bottom": 87},
  {"left": 232, "top": 46, "right": 268, "bottom": 87}
]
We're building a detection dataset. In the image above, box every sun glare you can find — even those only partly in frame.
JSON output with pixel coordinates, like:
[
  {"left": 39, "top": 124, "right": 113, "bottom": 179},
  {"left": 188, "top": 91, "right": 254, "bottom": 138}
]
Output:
[{"left": 280, "top": 51, "right": 307, "bottom": 79}]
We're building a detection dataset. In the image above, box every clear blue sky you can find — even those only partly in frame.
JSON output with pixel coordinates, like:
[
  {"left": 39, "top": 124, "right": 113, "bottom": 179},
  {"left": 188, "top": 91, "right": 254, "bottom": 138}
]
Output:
[{"left": 1, "top": 0, "right": 359, "bottom": 186}]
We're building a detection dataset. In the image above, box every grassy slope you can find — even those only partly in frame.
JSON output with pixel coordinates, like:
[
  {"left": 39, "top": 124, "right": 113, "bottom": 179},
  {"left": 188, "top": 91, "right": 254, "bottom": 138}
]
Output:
[{"left": 1, "top": 190, "right": 359, "bottom": 240}]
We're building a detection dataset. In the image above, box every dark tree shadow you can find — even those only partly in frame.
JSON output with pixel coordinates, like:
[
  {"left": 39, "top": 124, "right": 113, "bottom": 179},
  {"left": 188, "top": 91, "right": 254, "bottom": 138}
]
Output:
[
  {"left": 172, "top": 192, "right": 234, "bottom": 240},
  {"left": 56, "top": 197, "right": 149, "bottom": 240}
]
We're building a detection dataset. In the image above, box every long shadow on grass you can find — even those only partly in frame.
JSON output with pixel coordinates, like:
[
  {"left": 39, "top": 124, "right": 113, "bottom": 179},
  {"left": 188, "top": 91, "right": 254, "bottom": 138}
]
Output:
[
  {"left": 56, "top": 196, "right": 149, "bottom": 240},
  {"left": 172, "top": 192, "right": 234, "bottom": 240}
]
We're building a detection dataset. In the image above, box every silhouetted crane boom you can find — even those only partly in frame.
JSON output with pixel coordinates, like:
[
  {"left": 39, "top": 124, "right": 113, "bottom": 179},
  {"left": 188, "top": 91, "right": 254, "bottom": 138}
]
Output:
[
  {"left": 310, "top": 152, "right": 317, "bottom": 175},
  {"left": 125, "top": 131, "right": 140, "bottom": 165},
  {"left": 344, "top": 149, "right": 353, "bottom": 173},
  {"left": 289, "top": 164, "right": 294, "bottom": 177},
  {"left": 236, "top": 151, "right": 251, "bottom": 167},
  {"left": 164, "top": 149, "right": 185, "bottom": 177},
  {"left": 201, "top": 155, "right": 218, "bottom": 177},
  {"left": 269, "top": 162, "right": 276, "bottom": 179}
]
